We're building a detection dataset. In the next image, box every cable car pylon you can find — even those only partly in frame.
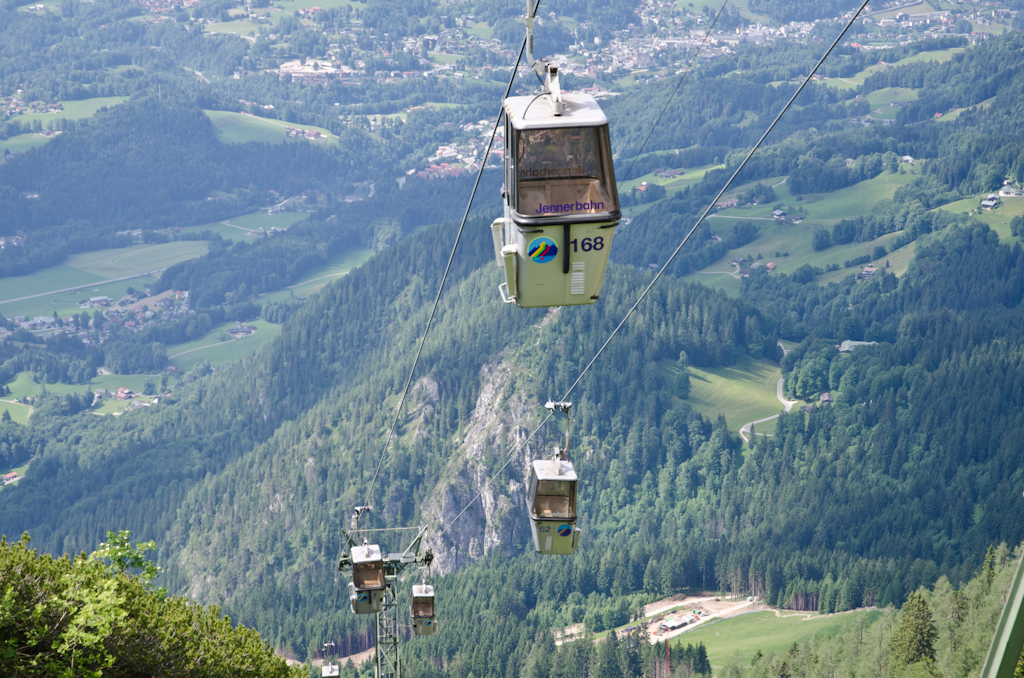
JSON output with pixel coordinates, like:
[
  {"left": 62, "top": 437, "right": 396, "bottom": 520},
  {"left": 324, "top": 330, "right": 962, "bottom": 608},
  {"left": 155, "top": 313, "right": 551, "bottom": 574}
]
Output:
[
  {"left": 493, "top": 0, "right": 621, "bottom": 308},
  {"left": 336, "top": 508, "right": 435, "bottom": 678}
]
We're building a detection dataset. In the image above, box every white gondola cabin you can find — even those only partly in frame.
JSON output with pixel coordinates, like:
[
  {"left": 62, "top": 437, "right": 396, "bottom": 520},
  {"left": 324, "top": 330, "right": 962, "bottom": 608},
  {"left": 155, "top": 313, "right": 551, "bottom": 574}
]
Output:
[
  {"left": 493, "top": 90, "right": 620, "bottom": 308},
  {"left": 527, "top": 458, "right": 581, "bottom": 555},
  {"left": 348, "top": 543, "right": 386, "bottom": 615},
  {"left": 410, "top": 584, "right": 437, "bottom": 636}
]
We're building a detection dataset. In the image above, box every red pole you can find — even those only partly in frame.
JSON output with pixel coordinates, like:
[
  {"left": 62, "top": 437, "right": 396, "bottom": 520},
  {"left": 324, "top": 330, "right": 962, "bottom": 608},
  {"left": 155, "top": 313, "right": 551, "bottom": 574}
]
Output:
[{"left": 667, "top": 640, "right": 671, "bottom": 675}]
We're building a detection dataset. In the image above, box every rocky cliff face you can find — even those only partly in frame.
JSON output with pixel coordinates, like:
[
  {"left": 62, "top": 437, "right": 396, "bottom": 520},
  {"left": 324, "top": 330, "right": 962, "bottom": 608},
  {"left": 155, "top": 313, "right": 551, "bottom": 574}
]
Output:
[{"left": 423, "top": 353, "right": 554, "bottom": 574}]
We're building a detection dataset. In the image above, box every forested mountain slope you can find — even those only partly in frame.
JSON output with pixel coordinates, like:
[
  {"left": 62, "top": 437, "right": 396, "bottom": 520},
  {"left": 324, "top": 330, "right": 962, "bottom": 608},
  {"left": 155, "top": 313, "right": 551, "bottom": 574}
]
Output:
[{"left": 3, "top": 206, "right": 1024, "bottom": 673}]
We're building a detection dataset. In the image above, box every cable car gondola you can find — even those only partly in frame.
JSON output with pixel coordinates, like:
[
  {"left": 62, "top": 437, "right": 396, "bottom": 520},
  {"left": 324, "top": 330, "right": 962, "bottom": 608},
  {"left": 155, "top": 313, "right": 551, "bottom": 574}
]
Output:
[
  {"left": 410, "top": 584, "right": 437, "bottom": 636},
  {"left": 492, "top": 3, "right": 620, "bottom": 308},
  {"left": 526, "top": 401, "right": 581, "bottom": 555},
  {"left": 348, "top": 543, "right": 386, "bottom": 614},
  {"left": 527, "top": 457, "right": 580, "bottom": 555}
]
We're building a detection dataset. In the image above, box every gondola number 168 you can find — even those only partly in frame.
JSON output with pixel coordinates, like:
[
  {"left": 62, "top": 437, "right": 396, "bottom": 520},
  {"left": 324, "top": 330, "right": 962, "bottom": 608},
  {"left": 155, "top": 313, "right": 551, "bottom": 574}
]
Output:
[{"left": 568, "top": 237, "right": 604, "bottom": 252}]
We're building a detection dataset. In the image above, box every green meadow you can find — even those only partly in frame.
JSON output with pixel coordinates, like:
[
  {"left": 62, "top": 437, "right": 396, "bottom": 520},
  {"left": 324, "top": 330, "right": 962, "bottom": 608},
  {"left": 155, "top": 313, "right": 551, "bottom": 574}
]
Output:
[
  {"left": 205, "top": 110, "right": 337, "bottom": 144},
  {"left": 12, "top": 97, "right": 128, "bottom": 127},
  {"left": 0, "top": 133, "right": 51, "bottom": 155},
  {"left": 67, "top": 242, "right": 210, "bottom": 279},
  {"left": 257, "top": 246, "right": 375, "bottom": 304},
  {"left": 230, "top": 211, "right": 308, "bottom": 230},
  {"left": 183, "top": 211, "right": 309, "bottom": 242},
  {"left": 680, "top": 355, "right": 784, "bottom": 432},
  {"left": 167, "top": 319, "right": 283, "bottom": 372},
  {"left": 0, "top": 242, "right": 207, "bottom": 319},
  {"left": 672, "top": 609, "right": 885, "bottom": 670},
  {"left": 937, "top": 195, "right": 1024, "bottom": 244}
]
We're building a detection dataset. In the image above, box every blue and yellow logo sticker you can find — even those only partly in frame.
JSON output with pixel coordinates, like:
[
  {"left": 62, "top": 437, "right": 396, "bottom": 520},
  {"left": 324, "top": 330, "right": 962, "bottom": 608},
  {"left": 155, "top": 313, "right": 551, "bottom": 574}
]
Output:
[
  {"left": 528, "top": 237, "right": 558, "bottom": 263},
  {"left": 557, "top": 524, "right": 572, "bottom": 537}
]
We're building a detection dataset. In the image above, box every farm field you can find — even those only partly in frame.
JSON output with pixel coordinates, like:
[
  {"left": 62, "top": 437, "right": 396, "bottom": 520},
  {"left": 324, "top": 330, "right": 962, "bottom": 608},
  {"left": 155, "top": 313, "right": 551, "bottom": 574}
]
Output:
[
  {"left": 67, "top": 242, "right": 209, "bottom": 278},
  {"left": 937, "top": 196, "right": 1024, "bottom": 244},
  {"left": 204, "top": 110, "right": 337, "bottom": 144},
  {"left": 204, "top": 19, "right": 263, "bottom": 35},
  {"left": 709, "top": 169, "right": 916, "bottom": 225},
  {"left": 689, "top": 171, "right": 916, "bottom": 280},
  {"left": 682, "top": 355, "right": 783, "bottom": 433},
  {"left": 231, "top": 211, "right": 308, "bottom": 230},
  {"left": 0, "top": 242, "right": 207, "bottom": 319},
  {"left": 168, "top": 319, "right": 282, "bottom": 373},
  {"left": 0, "top": 133, "right": 52, "bottom": 155},
  {"left": 684, "top": 269, "right": 742, "bottom": 298},
  {"left": 672, "top": 609, "right": 885, "bottom": 670},
  {"left": 0, "top": 399, "right": 31, "bottom": 425},
  {"left": 11, "top": 97, "right": 128, "bottom": 127},
  {"left": 621, "top": 163, "right": 725, "bottom": 216},
  {"left": 826, "top": 48, "right": 964, "bottom": 88},
  {"left": 257, "top": 246, "right": 375, "bottom": 304},
  {"left": 183, "top": 211, "right": 309, "bottom": 241}
]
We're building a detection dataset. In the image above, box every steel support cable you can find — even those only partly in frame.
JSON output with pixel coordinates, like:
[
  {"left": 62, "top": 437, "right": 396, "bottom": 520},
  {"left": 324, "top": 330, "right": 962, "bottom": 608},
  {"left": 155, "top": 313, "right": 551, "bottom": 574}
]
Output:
[
  {"left": 362, "top": 4, "right": 541, "bottom": 510},
  {"left": 438, "top": 0, "right": 872, "bottom": 540}
]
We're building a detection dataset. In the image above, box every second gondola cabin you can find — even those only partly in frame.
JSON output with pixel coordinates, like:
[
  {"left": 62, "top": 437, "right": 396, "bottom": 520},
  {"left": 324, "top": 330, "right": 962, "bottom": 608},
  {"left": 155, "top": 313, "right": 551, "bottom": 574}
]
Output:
[
  {"left": 410, "top": 584, "right": 437, "bottom": 636},
  {"left": 527, "top": 458, "right": 581, "bottom": 555},
  {"left": 348, "top": 543, "right": 386, "bottom": 615},
  {"left": 492, "top": 92, "right": 620, "bottom": 308}
]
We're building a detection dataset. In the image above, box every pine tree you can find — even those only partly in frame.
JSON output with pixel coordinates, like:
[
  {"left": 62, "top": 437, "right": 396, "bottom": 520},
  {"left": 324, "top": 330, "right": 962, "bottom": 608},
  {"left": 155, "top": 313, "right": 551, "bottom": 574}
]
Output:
[
  {"left": 985, "top": 546, "right": 997, "bottom": 589},
  {"left": 890, "top": 591, "right": 938, "bottom": 668}
]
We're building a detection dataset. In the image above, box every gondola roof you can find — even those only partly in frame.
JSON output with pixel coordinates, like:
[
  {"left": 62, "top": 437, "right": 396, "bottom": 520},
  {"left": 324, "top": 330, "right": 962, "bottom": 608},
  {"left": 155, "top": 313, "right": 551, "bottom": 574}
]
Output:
[
  {"left": 504, "top": 92, "right": 608, "bottom": 130},
  {"left": 532, "top": 459, "right": 578, "bottom": 482}
]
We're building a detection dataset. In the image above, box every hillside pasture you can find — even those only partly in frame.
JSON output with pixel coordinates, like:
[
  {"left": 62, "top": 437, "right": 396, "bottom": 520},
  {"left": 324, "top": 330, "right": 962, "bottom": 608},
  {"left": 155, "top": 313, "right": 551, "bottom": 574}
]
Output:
[
  {"left": 937, "top": 195, "right": 1024, "bottom": 244},
  {"left": 672, "top": 609, "right": 885, "bottom": 670},
  {"left": 230, "top": 211, "right": 308, "bottom": 231},
  {"left": 168, "top": 319, "right": 282, "bottom": 373},
  {"left": 205, "top": 110, "right": 337, "bottom": 144},
  {"left": 680, "top": 355, "right": 783, "bottom": 432},
  {"left": 0, "top": 242, "right": 206, "bottom": 319},
  {"left": 1, "top": 133, "right": 52, "bottom": 155},
  {"left": 67, "top": 242, "right": 210, "bottom": 278},
  {"left": 11, "top": 97, "right": 128, "bottom": 127}
]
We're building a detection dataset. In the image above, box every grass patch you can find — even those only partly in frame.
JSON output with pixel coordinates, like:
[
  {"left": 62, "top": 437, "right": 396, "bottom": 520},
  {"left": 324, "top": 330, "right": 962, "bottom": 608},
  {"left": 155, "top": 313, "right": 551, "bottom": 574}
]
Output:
[
  {"left": 864, "top": 87, "right": 919, "bottom": 109},
  {"left": 683, "top": 355, "right": 783, "bottom": 432},
  {"left": 1, "top": 133, "right": 52, "bottom": 155},
  {"left": 182, "top": 221, "right": 248, "bottom": 241},
  {"left": 258, "top": 246, "right": 375, "bottom": 304},
  {"left": 0, "top": 275, "right": 161, "bottom": 321},
  {"left": 12, "top": 97, "right": 128, "bottom": 127},
  {"left": 820, "top": 77, "right": 860, "bottom": 91},
  {"left": 204, "top": 19, "right": 263, "bottom": 35},
  {"left": 168, "top": 319, "right": 282, "bottom": 372},
  {"left": 0, "top": 242, "right": 205, "bottom": 319},
  {"left": 938, "top": 196, "right": 1024, "bottom": 244},
  {"left": 0, "top": 401, "right": 31, "bottom": 425},
  {"left": 0, "top": 265, "right": 106, "bottom": 304},
  {"left": 673, "top": 609, "right": 885, "bottom": 670},
  {"left": 205, "top": 110, "right": 337, "bottom": 144},
  {"left": 183, "top": 211, "right": 308, "bottom": 242},
  {"left": 685, "top": 270, "right": 742, "bottom": 298},
  {"left": 465, "top": 21, "right": 493, "bottom": 38},
  {"left": 230, "top": 211, "right": 308, "bottom": 230},
  {"left": 67, "top": 242, "right": 209, "bottom": 278}
]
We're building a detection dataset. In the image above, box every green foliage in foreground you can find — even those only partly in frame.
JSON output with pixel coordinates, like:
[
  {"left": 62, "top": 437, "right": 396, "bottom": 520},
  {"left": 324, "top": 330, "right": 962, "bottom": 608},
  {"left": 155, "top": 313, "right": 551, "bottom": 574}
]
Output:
[{"left": 0, "top": 533, "right": 300, "bottom": 677}]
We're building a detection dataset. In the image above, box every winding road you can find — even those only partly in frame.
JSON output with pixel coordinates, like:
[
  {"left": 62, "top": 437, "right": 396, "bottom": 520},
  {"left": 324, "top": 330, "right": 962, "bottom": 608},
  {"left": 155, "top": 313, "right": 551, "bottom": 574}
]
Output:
[{"left": 739, "top": 343, "right": 797, "bottom": 443}]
